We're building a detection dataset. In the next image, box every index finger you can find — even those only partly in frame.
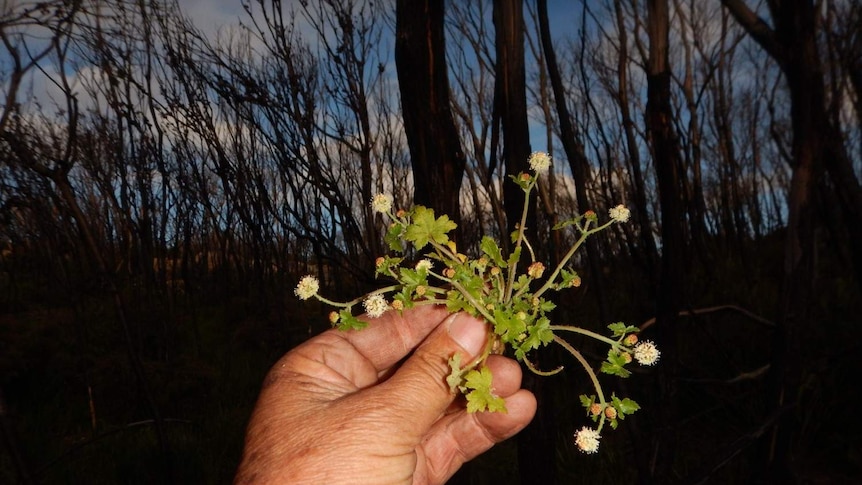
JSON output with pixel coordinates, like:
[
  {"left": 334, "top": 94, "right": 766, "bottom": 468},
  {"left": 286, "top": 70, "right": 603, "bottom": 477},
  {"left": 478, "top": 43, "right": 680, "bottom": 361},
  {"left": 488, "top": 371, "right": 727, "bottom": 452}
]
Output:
[{"left": 331, "top": 303, "right": 454, "bottom": 372}]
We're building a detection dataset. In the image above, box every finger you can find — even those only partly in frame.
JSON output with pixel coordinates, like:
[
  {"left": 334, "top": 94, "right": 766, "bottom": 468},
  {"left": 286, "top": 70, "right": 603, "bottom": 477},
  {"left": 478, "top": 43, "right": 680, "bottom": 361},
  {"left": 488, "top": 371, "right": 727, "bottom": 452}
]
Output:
[
  {"left": 415, "top": 390, "right": 537, "bottom": 485},
  {"left": 279, "top": 305, "right": 454, "bottom": 391},
  {"left": 330, "top": 304, "right": 454, "bottom": 373},
  {"left": 364, "top": 312, "right": 490, "bottom": 435},
  {"left": 440, "top": 355, "right": 523, "bottom": 416},
  {"left": 482, "top": 355, "right": 523, "bottom": 397}
]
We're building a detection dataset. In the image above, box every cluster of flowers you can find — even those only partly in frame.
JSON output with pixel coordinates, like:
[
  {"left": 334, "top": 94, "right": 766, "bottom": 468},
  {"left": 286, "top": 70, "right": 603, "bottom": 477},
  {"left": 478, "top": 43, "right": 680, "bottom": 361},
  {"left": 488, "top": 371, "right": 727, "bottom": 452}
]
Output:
[{"left": 295, "top": 151, "right": 658, "bottom": 455}]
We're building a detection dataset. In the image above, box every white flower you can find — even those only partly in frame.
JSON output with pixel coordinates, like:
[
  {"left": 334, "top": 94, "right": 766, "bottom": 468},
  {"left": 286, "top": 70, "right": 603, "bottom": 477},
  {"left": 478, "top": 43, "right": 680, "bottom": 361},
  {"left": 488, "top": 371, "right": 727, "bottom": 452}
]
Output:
[
  {"left": 294, "top": 275, "right": 319, "bottom": 300},
  {"left": 633, "top": 340, "right": 660, "bottom": 366},
  {"left": 371, "top": 193, "right": 393, "bottom": 214},
  {"left": 609, "top": 204, "right": 631, "bottom": 223},
  {"left": 574, "top": 426, "right": 601, "bottom": 454},
  {"left": 415, "top": 259, "right": 433, "bottom": 272},
  {"left": 363, "top": 294, "right": 390, "bottom": 318},
  {"left": 528, "top": 151, "right": 551, "bottom": 174}
]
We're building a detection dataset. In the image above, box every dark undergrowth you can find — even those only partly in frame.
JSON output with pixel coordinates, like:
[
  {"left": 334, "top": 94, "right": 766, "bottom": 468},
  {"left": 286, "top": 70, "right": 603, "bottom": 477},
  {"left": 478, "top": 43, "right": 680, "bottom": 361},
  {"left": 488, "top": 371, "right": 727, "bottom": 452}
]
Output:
[{"left": 1, "top": 236, "right": 860, "bottom": 484}]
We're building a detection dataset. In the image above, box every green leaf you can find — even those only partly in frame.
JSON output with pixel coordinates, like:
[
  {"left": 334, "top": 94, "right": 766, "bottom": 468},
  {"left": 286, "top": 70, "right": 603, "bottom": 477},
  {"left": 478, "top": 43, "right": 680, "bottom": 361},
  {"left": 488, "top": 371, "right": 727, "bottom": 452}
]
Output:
[
  {"left": 538, "top": 299, "right": 557, "bottom": 313},
  {"left": 601, "top": 351, "right": 632, "bottom": 377},
  {"left": 507, "top": 246, "right": 523, "bottom": 269},
  {"left": 480, "top": 236, "right": 507, "bottom": 268},
  {"left": 612, "top": 395, "right": 641, "bottom": 416},
  {"left": 404, "top": 206, "right": 457, "bottom": 250},
  {"left": 336, "top": 310, "right": 367, "bottom": 331},
  {"left": 513, "top": 274, "right": 532, "bottom": 292},
  {"left": 552, "top": 217, "right": 580, "bottom": 231},
  {"left": 600, "top": 360, "right": 632, "bottom": 378},
  {"left": 393, "top": 290, "right": 415, "bottom": 310},
  {"left": 492, "top": 308, "right": 527, "bottom": 342},
  {"left": 374, "top": 256, "right": 403, "bottom": 279},
  {"left": 508, "top": 173, "right": 532, "bottom": 190},
  {"left": 385, "top": 223, "right": 406, "bottom": 252},
  {"left": 399, "top": 267, "right": 427, "bottom": 287},
  {"left": 446, "top": 290, "right": 476, "bottom": 316},
  {"left": 521, "top": 316, "right": 554, "bottom": 353},
  {"left": 608, "top": 321, "right": 640, "bottom": 338},
  {"left": 556, "top": 268, "right": 579, "bottom": 289},
  {"left": 446, "top": 353, "right": 464, "bottom": 392},
  {"left": 463, "top": 366, "right": 507, "bottom": 413},
  {"left": 607, "top": 350, "right": 630, "bottom": 367}
]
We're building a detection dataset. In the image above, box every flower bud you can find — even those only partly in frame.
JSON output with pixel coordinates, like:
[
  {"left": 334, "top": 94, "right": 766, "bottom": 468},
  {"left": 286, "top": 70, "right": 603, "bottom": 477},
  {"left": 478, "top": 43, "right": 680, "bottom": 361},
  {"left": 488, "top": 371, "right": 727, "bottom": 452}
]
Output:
[{"left": 527, "top": 261, "right": 546, "bottom": 279}]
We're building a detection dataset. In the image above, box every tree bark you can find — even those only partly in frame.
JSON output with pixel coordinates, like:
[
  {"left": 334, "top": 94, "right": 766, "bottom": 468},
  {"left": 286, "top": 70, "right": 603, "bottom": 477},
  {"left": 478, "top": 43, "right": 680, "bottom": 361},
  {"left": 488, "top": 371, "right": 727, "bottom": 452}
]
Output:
[
  {"left": 720, "top": 0, "right": 826, "bottom": 480},
  {"left": 493, "top": 0, "right": 534, "bottom": 243},
  {"left": 644, "top": 0, "right": 685, "bottom": 481},
  {"left": 536, "top": 0, "right": 608, "bottom": 324},
  {"left": 395, "top": 0, "right": 467, "bottom": 226},
  {"left": 490, "top": 1, "right": 551, "bottom": 482}
]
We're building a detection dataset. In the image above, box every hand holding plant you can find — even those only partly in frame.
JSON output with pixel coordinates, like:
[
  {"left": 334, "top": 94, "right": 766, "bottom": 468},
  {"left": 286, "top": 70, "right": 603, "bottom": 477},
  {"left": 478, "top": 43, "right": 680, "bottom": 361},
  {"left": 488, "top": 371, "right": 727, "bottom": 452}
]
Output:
[{"left": 296, "top": 152, "right": 659, "bottom": 454}]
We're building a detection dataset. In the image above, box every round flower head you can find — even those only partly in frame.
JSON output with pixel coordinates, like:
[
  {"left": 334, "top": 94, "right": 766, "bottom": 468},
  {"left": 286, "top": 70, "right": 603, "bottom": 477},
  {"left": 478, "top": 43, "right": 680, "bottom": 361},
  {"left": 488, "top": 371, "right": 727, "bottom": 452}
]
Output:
[
  {"left": 528, "top": 151, "right": 552, "bottom": 174},
  {"left": 574, "top": 426, "right": 601, "bottom": 454},
  {"left": 527, "top": 261, "right": 546, "bottom": 279},
  {"left": 371, "top": 193, "right": 393, "bottom": 214},
  {"left": 415, "top": 259, "right": 433, "bottom": 272},
  {"left": 363, "top": 294, "right": 390, "bottom": 318},
  {"left": 609, "top": 204, "right": 631, "bottom": 223},
  {"left": 294, "top": 275, "right": 319, "bottom": 300},
  {"left": 633, "top": 340, "right": 660, "bottom": 366}
]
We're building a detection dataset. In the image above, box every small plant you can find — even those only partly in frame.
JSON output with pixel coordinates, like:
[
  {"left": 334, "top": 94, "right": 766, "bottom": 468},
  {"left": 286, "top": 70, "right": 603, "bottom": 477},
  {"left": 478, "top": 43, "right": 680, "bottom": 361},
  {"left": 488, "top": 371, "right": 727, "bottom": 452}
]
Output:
[{"left": 295, "top": 152, "right": 659, "bottom": 454}]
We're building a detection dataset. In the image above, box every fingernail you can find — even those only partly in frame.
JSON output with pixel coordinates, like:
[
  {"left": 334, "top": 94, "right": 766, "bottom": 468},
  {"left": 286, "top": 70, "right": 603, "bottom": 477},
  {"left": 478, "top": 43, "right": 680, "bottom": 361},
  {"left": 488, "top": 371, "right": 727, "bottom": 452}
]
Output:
[{"left": 447, "top": 314, "right": 487, "bottom": 357}]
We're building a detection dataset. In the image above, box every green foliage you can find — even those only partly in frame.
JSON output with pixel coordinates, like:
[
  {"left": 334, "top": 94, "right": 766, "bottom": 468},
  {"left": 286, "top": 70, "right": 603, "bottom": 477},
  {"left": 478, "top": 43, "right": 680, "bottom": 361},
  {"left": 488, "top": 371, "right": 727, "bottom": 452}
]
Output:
[
  {"left": 296, "top": 153, "right": 654, "bottom": 454},
  {"left": 600, "top": 349, "right": 633, "bottom": 378},
  {"left": 463, "top": 366, "right": 507, "bottom": 413},
  {"left": 404, "top": 206, "right": 458, "bottom": 249}
]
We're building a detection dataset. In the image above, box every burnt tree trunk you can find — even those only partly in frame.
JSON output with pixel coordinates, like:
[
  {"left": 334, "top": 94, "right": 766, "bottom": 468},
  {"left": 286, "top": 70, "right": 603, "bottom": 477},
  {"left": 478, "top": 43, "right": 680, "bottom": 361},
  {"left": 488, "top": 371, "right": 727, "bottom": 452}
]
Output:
[
  {"left": 536, "top": 0, "right": 608, "bottom": 324},
  {"left": 720, "top": 1, "right": 833, "bottom": 481},
  {"left": 395, "top": 0, "right": 466, "bottom": 226},
  {"left": 490, "top": 1, "right": 553, "bottom": 483},
  {"left": 492, "top": 0, "right": 534, "bottom": 242},
  {"left": 644, "top": 0, "right": 685, "bottom": 481}
]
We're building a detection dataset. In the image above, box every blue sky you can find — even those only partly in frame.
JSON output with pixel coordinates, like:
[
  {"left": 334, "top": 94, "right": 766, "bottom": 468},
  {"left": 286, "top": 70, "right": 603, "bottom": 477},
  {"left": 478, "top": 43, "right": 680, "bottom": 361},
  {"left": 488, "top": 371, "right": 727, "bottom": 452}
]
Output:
[{"left": 175, "top": 0, "right": 583, "bottom": 46}]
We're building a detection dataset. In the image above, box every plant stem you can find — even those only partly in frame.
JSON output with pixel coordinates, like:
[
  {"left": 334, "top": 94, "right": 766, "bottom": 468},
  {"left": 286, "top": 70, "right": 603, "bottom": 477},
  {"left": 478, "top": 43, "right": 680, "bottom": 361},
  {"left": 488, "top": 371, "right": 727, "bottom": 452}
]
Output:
[
  {"left": 550, "top": 324, "right": 622, "bottom": 349},
  {"left": 505, "top": 180, "right": 536, "bottom": 301},
  {"left": 316, "top": 284, "right": 401, "bottom": 308},
  {"left": 553, "top": 334, "right": 608, "bottom": 432}
]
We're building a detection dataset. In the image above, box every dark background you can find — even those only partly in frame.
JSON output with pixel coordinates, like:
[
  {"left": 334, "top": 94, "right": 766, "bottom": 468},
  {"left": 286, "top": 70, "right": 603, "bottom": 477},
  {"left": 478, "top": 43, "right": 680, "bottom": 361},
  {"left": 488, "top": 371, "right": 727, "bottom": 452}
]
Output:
[{"left": 2, "top": 0, "right": 860, "bottom": 483}]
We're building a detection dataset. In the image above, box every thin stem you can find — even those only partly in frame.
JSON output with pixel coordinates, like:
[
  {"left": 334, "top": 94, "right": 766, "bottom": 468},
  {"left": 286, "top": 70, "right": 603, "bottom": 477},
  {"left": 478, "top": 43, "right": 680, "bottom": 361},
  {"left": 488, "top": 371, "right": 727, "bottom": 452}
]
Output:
[
  {"left": 522, "top": 353, "right": 564, "bottom": 376},
  {"left": 550, "top": 324, "right": 622, "bottom": 349},
  {"left": 429, "top": 238, "right": 461, "bottom": 263},
  {"left": 505, "top": 180, "right": 536, "bottom": 301},
  {"left": 316, "top": 284, "right": 401, "bottom": 308},
  {"left": 553, "top": 334, "right": 608, "bottom": 432},
  {"left": 532, "top": 219, "right": 616, "bottom": 300},
  {"left": 449, "top": 280, "right": 496, "bottom": 324}
]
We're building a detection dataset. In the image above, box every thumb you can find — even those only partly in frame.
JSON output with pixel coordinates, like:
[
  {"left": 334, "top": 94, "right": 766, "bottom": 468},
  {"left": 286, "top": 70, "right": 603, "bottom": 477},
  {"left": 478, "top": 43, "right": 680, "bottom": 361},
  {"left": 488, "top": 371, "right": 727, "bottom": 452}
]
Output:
[{"left": 374, "top": 312, "right": 489, "bottom": 434}]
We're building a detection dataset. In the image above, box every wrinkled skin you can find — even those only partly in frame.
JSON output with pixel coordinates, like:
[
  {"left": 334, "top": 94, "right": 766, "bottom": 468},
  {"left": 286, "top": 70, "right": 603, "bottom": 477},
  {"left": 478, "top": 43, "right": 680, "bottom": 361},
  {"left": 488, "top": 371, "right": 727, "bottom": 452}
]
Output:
[{"left": 234, "top": 305, "right": 536, "bottom": 484}]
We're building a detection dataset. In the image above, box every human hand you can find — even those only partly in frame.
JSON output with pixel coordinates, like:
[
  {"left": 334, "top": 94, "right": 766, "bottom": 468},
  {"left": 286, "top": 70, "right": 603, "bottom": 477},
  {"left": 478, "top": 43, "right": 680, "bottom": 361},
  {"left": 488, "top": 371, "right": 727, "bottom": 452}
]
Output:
[{"left": 233, "top": 304, "right": 536, "bottom": 484}]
